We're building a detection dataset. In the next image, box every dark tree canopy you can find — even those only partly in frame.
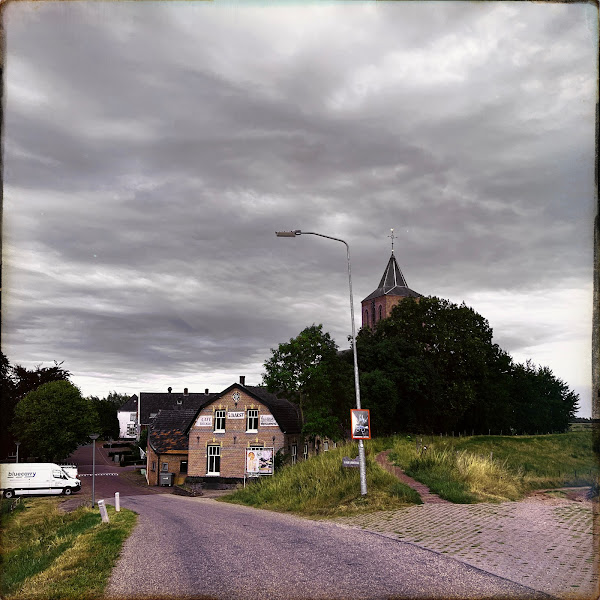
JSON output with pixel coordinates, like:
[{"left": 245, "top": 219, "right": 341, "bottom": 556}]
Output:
[
  {"left": 266, "top": 297, "right": 579, "bottom": 439},
  {"left": 0, "top": 353, "right": 72, "bottom": 459},
  {"left": 12, "top": 380, "right": 99, "bottom": 462},
  {"left": 263, "top": 324, "right": 354, "bottom": 440},
  {"left": 87, "top": 391, "right": 129, "bottom": 440},
  {"left": 355, "top": 296, "right": 578, "bottom": 434}
]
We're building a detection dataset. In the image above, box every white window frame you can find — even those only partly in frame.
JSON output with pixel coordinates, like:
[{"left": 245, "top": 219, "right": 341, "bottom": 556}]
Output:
[
  {"left": 214, "top": 409, "right": 226, "bottom": 433},
  {"left": 161, "top": 462, "right": 169, "bottom": 472},
  {"left": 291, "top": 444, "right": 297, "bottom": 465},
  {"left": 246, "top": 409, "right": 259, "bottom": 432},
  {"left": 303, "top": 443, "right": 308, "bottom": 461},
  {"left": 323, "top": 441, "right": 329, "bottom": 452},
  {"left": 207, "top": 445, "right": 221, "bottom": 475}
]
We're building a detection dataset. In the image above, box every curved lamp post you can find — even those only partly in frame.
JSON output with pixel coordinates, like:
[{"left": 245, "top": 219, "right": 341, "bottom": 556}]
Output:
[
  {"left": 275, "top": 229, "right": 367, "bottom": 495},
  {"left": 90, "top": 433, "right": 99, "bottom": 507}
]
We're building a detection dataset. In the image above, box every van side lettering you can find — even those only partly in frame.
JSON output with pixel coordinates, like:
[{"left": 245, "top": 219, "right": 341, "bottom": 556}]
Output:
[{"left": 8, "top": 472, "right": 36, "bottom": 478}]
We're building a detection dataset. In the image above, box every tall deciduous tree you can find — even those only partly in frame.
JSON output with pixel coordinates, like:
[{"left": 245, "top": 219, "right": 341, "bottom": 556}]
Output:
[
  {"left": 88, "top": 391, "right": 128, "bottom": 440},
  {"left": 0, "top": 354, "right": 72, "bottom": 459},
  {"left": 263, "top": 324, "right": 353, "bottom": 440},
  {"left": 12, "top": 381, "right": 99, "bottom": 461},
  {"left": 357, "top": 296, "right": 499, "bottom": 433},
  {"left": 355, "top": 296, "right": 579, "bottom": 434}
]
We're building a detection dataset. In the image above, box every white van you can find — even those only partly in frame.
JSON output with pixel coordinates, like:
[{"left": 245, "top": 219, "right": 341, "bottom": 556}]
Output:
[{"left": 0, "top": 463, "right": 82, "bottom": 498}]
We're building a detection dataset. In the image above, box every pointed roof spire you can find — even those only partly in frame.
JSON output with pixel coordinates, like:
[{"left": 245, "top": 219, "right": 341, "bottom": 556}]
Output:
[
  {"left": 378, "top": 253, "right": 408, "bottom": 292},
  {"left": 361, "top": 232, "right": 422, "bottom": 302}
]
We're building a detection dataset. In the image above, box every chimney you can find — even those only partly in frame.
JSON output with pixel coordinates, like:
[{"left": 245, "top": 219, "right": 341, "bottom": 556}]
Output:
[
  {"left": 239, "top": 376, "right": 246, "bottom": 386},
  {"left": 205, "top": 388, "right": 209, "bottom": 395},
  {"left": 183, "top": 387, "right": 189, "bottom": 396},
  {"left": 168, "top": 387, "right": 172, "bottom": 394}
]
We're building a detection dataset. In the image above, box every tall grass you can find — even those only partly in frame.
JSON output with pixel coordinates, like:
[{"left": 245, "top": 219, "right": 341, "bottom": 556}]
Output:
[
  {"left": 0, "top": 497, "right": 137, "bottom": 599},
  {"left": 222, "top": 441, "right": 421, "bottom": 516},
  {"left": 389, "top": 431, "right": 598, "bottom": 503},
  {"left": 389, "top": 440, "right": 521, "bottom": 503},
  {"left": 457, "top": 432, "right": 598, "bottom": 489}
]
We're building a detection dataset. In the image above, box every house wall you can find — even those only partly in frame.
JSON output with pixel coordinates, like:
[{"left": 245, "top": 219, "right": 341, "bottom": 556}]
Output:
[
  {"left": 118, "top": 411, "right": 138, "bottom": 439},
  {"left": 146, "top": 445, "right": 188, "bottom": 486},
  {"left": 188, "top": 388, "right": 288, "bottom": 480}
]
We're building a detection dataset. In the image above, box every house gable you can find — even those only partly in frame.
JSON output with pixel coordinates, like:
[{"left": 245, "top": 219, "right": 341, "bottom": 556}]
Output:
[{"left": 186, "top": 384, "right": 301, "bottom": 481}]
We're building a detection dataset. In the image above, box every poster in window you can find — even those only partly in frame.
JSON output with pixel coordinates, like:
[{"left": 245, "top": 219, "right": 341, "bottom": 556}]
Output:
[
  {"left": 350, "top": 409, "right": 371, "bottom": 439},
  {"left": 246, "top": 447, "right": 274, "bottom": 474}
]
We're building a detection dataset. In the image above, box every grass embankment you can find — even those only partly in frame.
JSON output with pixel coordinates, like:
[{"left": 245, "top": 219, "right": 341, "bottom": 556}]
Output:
[
  {"left": 222, "top": 440, "right": 422, "bottom": 516},
  {"left": 389, "top": 431, "right": 598, "bottom": 503},
  {"left": 0, "top": 497, "right": 137, "bottom": 599}
]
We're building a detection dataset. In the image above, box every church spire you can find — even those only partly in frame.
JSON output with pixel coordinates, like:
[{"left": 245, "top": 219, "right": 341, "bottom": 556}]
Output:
[
  {"left": 361, "top": 231, "right": 422, "bottom": 329},
  {"left": 377, "top": 252, "right": 408, "bottom": 293}
]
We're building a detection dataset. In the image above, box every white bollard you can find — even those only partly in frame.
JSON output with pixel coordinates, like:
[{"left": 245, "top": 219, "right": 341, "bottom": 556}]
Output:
[
  {"left": 115, "top": 492, "right": 120, "bottom": 512},
  {"left": 97, "top": 499, "right": 110, "bottom": 523}
]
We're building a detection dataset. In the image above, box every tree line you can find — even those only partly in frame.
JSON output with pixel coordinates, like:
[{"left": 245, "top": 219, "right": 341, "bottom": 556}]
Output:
[
  {"left": 263, "top": 296, "right": 579, "bottom": 440},
  {"left": 1, "top": 352, "right": 128, "bottom": 462}
]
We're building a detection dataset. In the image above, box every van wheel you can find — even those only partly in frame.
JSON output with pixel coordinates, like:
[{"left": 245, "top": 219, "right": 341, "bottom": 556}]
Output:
[
  {"left": 4, "top": 490, "right": 15, "bottom": 499},
  {"left": 63, "top": 488, "right": 72, "bottom": 496}
]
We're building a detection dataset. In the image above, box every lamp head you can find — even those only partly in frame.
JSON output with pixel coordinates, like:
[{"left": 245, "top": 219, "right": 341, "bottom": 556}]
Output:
[{"left": 275, "top": 230, "right": 301, "bottom": 237}]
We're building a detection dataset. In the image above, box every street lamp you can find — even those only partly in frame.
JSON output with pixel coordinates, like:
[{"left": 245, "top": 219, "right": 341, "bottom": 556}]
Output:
[
  {"left": 275, "top": 229, "right": 367, "bottom": 495},
  {"left": 15, "top": 441, "right": 20, "bottom": 464},
  {"left": 90, "top": 433, "right": 99, "bottom": 508}
]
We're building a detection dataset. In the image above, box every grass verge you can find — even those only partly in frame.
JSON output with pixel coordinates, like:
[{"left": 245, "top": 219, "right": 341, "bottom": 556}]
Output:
[
  {"left": 389, "top": 431, "right": 598, "bottom": 503},
  {"left": 0, "top": 497, "right": 137, "bottom": 599},
  {"left": 221, "top": 441, "right": 422, "bottom": 516}
]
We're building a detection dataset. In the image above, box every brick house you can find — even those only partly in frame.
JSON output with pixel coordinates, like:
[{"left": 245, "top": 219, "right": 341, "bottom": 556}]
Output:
[
  {"left": 146, "top": 408, "right": 199, "bottom": 486},
  {"left": 145, "top": 377, "right": 304, "bottom": 486},
  {"left": 187, "top": 378, "right": 302, "bottom": 485}
]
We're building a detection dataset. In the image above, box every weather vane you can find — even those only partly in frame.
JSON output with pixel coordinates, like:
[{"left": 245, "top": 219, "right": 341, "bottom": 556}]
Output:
[{"left": 388, "top": 228, "right": 395, "bottom": 253}]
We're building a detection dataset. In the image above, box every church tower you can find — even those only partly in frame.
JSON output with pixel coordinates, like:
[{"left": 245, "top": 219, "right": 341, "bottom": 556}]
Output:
[{"left": 361, "top": 230, "right": 422, "bottom": 329}]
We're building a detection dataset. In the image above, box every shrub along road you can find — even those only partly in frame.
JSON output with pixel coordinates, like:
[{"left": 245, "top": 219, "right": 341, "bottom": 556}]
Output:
[{"left": 104, "top": 494, "right": 549, "bottom": 600}]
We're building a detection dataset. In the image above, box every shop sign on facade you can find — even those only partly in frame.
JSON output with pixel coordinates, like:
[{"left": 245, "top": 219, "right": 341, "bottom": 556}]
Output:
[
  {"left": 259, "top": 414, "right": 278, "bottom": 427},
  {"left": 196, "top": 415, "right": 213, "bottom": 427}
]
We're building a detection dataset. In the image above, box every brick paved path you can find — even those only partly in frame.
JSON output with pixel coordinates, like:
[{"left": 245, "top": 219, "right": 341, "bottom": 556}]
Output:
[
  {"left": 330, "top": 496, "right": 598, "bottom": 599},
  {"left": 376, "top": 450, "right": 450, "bottom": 504}
]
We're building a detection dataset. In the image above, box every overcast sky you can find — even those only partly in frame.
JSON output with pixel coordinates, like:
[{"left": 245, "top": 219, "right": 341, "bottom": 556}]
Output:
[{"left": 2, "top": 1, "right": 597, "bottom": 417}]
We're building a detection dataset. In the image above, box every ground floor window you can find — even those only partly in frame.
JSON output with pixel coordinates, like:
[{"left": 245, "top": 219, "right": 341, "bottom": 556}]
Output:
[
  {"left": 180, "top": 460, "right": 188, "bottom": 474},
  {"left": 207, "top": 445, "right": 221, "bottom": 475},
  {"left": 323, "top": 441, "right": 329, "bottom": 452},
  {"left": 291, "top": 444, "right": 297, "bottom": 465},
  {"left": 303, "top": 444, "right": 308, "bottom": 461},
  {"left": 151, "top": 461, "right": 156, "bottom": 471},
  {"left": 161, "top": 462, "right": 169, "bottom": 472}
]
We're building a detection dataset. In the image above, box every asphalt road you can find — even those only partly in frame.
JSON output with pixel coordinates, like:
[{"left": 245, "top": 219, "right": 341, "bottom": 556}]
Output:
[
  {"left": 66, "top": 443, "right": 170, "bottom": 501},
  {"left": 105, "top": 494, "right": 550, "bottom": 600}
]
